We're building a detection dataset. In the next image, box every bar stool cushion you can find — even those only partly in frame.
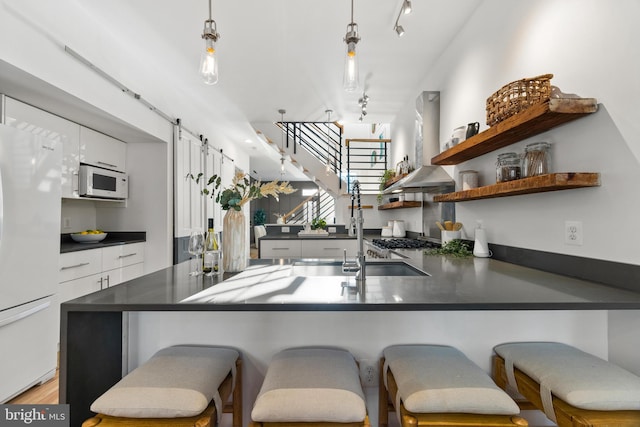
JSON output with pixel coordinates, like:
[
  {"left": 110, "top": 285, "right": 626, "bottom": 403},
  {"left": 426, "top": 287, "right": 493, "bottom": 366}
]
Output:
[
  {"left": 90, "top": 345, "right": 239, "bottom": 418},
  {"left": 383, "top": 345, "right": 520, "bottom": 415},
  {"left": 251, "top": 347, "right": 367, "bottom": 423},
  {"left": 494, "top": 342, "right": 640, "bottom": 411}
]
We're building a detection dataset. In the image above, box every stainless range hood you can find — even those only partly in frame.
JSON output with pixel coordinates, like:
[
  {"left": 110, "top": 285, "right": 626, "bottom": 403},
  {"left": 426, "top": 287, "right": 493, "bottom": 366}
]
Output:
[
  {"left": 384, "top": 165, "right": 454, "bottom": 193},
  {"left": 385, "top": 91, "right": 454, "bottom": 194}
]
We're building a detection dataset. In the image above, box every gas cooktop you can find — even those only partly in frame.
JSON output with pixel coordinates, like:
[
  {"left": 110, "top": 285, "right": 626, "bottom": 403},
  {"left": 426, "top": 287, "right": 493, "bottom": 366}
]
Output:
[{"left": 371, "top": 238, "right": 440, "bottom": 250}]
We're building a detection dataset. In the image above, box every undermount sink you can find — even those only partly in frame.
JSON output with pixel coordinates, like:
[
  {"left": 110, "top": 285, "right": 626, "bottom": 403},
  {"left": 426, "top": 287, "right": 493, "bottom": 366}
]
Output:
[{"left": 290, "top": 261, "right": 429, "bottom": 277}]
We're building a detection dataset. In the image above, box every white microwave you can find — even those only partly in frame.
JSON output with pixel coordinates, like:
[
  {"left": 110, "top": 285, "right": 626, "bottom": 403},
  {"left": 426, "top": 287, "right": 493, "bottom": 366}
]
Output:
[{"left": 79, "top": 165, "right": 128, "bottom": 199}]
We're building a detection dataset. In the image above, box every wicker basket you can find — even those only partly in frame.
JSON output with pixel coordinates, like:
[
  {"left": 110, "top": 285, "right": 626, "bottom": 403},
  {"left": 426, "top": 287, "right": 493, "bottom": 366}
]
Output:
[{"left": 486, "top": 74, "right": 553, "bottom": 126}]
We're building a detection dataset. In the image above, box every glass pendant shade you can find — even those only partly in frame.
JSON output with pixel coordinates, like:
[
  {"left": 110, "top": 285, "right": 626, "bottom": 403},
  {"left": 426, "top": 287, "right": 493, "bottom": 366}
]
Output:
[
  {"left": 200, "top": 38, "right": 218, "bottom": 85},
  {"left": 343, "top": 42, "right": 359, "bottom": 92}
]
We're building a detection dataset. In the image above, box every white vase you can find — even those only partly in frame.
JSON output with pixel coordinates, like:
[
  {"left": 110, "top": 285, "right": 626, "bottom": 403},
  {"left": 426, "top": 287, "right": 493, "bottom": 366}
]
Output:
[{"left": 223, "top": 208, "right": 247, "bottom": 272}]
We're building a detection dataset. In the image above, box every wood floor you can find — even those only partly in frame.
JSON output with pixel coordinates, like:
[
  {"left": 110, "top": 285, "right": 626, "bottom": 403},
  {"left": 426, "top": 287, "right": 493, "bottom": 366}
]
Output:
[
  {"left": 8, "top": 252, "right": 260, "bottom": 407},
  {"left": 8, "top": 369, "right": 59, "bottom": 405}
]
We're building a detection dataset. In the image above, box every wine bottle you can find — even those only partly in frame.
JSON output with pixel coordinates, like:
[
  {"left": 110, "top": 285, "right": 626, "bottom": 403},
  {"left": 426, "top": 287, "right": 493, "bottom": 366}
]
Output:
[{"left": 203, "top": 218, "right": 219, "bottom": 274}]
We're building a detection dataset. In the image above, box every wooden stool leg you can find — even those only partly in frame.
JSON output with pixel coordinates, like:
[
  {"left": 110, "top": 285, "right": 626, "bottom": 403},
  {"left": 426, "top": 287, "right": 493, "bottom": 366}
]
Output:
[
  {"left": 233, "top": 359, "right": 243, "bottom": 427},
  {"left": 379, "top": 358, "right": 389, "bottom": 427}
]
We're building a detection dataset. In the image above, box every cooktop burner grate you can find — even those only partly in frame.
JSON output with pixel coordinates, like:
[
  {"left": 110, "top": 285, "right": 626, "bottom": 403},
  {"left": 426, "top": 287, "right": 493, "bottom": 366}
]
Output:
[{"left": 372, "top": 238, "right": 440, "bottom": 250}]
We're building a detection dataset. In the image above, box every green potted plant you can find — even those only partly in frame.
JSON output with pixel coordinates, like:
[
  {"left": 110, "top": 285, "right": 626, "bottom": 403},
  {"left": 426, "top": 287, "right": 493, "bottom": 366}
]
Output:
[
  {"left": 311, "top": 217, "right": 327, "bottom": 230},
  {"left": 377, "top": 169, "right": 396, "bottom": 204},
  {"left": 253, "top": 208, "right": 266, "bottom": 226}
]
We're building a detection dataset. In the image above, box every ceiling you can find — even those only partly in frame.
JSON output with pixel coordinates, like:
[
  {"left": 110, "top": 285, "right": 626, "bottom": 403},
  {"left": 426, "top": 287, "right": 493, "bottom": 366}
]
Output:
[{"left": 2, "top": 0, "right": 482, "bottom": 181}]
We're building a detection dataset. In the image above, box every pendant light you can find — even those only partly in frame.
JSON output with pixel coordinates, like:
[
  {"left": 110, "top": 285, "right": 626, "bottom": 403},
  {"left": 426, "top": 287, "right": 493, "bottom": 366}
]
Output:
[
  {"left": 200, "top": 0, "right": 220, "bottom": 85},
  {"left": 279, "top": 109, "right": 286, "bottom": 176},
  {"left": 343, "top": 0, "right": 360, "bottom": 92},
  {"left": 325, "top": 109, "right": 333, "bottom": 174}
]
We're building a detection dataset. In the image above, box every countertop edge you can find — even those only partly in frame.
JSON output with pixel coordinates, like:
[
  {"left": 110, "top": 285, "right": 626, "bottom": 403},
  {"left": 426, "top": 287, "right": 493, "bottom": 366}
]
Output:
[{"left": 60, "top": 231, "right": 146, "bottom": 253}]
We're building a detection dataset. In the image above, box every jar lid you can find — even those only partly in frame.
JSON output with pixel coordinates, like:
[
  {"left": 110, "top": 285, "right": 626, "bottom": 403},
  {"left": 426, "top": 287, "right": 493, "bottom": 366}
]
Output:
[
  {"left": 459, "top": 170, "right": 478, "bottom": 175},
  {"left": 497, "top": 152, "right": 519, "bottom": 158},
  {"left": 525, "top": 141, "right": 551, "bottom": 151}
]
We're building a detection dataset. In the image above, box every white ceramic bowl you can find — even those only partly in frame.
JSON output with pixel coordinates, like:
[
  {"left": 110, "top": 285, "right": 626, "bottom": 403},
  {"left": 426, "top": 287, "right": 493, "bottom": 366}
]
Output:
[{"left": 70, "top": 233, "right": 107, "bottom": 243}]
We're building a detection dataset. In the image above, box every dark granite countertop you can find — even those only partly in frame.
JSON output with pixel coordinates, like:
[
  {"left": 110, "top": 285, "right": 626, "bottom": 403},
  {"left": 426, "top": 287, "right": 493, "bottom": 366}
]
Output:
[
  {"left": 60, "top": 231, "right": 146, "bottom": 253},
  {"left": 259, "top": 233, "right": 376, "bottom": 240},
  {"left": 60, "top": 254, "right": 640, "bottom": 312}
]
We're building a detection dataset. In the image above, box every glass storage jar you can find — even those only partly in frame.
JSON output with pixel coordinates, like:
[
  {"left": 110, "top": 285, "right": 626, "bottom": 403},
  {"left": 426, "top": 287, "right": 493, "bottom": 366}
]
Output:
[
  {"left": 523, "top": 141, "right": 551, "bottom": 177},
  {"left": 496, "top": 152, "right": 522, "bottom": 183}
]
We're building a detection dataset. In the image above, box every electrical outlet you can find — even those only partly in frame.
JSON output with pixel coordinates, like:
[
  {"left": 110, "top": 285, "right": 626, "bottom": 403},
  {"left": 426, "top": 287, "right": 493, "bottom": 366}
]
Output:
[
  {"left": 328, "top": 227, "right": 337, "bottom": 233},
  {"left": 565, "top": 220, "right": 583, "bottom": 245},
  {"left": 359, "top": 360, "right": 377, "bottom": 387},
  {"left": 63, "top": 217, "right": 71, "bottom": 229},
  {"left": 281, "top": 226, "right": 290, "bottom": 233}
]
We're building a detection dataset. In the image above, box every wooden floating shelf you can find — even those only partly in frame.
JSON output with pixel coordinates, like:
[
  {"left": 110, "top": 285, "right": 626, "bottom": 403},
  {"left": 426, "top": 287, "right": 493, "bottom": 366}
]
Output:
[
  {"left": 383, "top": 173, "right": 408, "bottom": 189},
  {"left": 377, "top": 201, "right": 422, "bottom": 210},
  {"left": 431, "top": 98, "right": 598, "bottom": 166},
  {"left": 433, "top": 173, "right": 600, "bottom": 202}
]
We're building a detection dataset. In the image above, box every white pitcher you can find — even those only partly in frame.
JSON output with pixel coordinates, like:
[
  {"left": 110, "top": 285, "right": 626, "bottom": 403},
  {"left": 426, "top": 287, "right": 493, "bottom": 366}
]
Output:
[{"left": 392, "top": 220, "right": 406, "bottom": 237}]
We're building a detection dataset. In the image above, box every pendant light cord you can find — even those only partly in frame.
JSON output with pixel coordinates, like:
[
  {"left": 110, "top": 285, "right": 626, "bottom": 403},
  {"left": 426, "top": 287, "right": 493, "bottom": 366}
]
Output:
[{"left": 350, "top": 0, "right": 355, "bottom": 25}]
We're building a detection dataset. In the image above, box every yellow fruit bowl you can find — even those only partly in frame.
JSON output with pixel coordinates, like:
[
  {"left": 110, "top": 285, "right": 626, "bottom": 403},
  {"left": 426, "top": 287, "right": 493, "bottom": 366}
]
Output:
[{"left": 70, "top": 232, "right": 108, "bottom": 243}]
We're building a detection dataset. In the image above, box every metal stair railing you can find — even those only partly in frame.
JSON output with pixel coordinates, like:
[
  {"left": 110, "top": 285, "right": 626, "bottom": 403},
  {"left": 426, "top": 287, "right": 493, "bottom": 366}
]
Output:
[
  {"left": 277, "top": 121, "right": 343, "bottom": 189},
  {"left": 283, "top": 189, "right": 335, "bottom": 225},
  {"left": 346, "top": 138, "right": 391, "bottom": 194}
]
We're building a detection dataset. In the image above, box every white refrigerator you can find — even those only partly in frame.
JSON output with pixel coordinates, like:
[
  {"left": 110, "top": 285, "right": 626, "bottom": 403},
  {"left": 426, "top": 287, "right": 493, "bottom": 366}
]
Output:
[{"left": 0, "top": 124, "right": 61, "bottom": 402}]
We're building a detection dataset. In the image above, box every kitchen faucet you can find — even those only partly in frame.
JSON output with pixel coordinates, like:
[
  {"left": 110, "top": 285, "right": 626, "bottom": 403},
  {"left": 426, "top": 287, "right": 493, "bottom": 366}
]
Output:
[{"left": 342, "top": 180, "right": 366, "bottom": 294}]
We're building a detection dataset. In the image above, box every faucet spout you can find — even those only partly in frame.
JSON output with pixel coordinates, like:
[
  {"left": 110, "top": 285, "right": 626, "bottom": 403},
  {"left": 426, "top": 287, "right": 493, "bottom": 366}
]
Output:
[{"left": 342, "top": 180, "right": 367, "bottom": 296}]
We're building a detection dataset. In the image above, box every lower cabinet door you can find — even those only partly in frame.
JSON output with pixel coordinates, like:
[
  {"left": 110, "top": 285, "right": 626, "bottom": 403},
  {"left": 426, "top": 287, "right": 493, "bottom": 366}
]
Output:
[
  {"left": 105, "top": 263, "right": 144, "bottom": 287},
  {"left": 58, "top": 272, "right": 104, "bottom": 304},
  {"left": 301, "top": 240, "right": 358, "bottom": 258},
  {"left": 259, "top": 240, "right": 302, "bottom": 259}
]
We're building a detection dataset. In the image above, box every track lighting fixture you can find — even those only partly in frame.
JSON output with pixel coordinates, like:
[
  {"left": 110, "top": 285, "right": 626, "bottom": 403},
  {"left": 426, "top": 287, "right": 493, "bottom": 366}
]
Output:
[
  {"left": 325, "top": 109, "right": 333, "bottom": 174},
  {"left": 279, "top": 109, "right": 286, "bottom": 176},
  {"left": 199, "top": 0, "right": 220, "bottom": 84},
  {"left": 394, "top": 0, "right": 412, "bottom": 37},
  {"left": 343, "top": 0, "right": 360, "bottom": 92},
  {"left": 358, "top": 93, "right": 369, "bottom": 121}
]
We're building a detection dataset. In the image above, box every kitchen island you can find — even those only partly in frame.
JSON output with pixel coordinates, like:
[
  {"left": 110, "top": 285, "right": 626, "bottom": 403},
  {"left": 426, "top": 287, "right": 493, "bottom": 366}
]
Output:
[{"left": 60, "top": 254, "right": 640, "bottom": 426}]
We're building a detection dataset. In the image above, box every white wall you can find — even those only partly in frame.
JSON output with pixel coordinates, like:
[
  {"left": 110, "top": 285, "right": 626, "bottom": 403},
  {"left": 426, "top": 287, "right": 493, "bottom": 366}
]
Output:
[{"left": 391, "top": 0, "right": 640, "bottom": 265}]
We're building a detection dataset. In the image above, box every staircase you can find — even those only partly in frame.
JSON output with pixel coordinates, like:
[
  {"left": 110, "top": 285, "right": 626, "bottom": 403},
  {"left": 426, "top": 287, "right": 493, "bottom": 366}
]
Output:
[
  {"left": 254, "top": 120, "right": 390, "bottom": 220},
  {"left": 282, "top": 189, "right": 335, "bottom": 224}
]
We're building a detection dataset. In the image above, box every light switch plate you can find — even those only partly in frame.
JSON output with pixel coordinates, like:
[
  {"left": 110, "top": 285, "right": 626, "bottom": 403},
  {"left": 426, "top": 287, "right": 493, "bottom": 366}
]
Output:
[
  {"left": 328, "top": 227, "right": 337, "bottom": 233},
  {"left": 282, "top": 226, "right": 290, "bottom": 233}
]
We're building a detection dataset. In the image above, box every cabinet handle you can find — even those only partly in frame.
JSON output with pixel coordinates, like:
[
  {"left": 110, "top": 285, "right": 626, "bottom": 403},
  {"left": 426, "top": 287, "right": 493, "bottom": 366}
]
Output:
[
  {"left": 105, "top": 275, "right": 110, "bottom": 287},
  {"left": 323, "top": 248, "right": 340, "bottom": 250},
  {"left": 61, "top": 262, "right": 90, "bottom": 271},
  {"left": 98, "top": 277, "right": 103, "bottom": 289},
  {"left": 272, "top": 248, "right": 290, "bottom": 250},
  {"left": 118, "top": 253, "right": 137, "bottom": 259},
  {"left": 97, "top": 161, "right": 118, "bottom": 168}
]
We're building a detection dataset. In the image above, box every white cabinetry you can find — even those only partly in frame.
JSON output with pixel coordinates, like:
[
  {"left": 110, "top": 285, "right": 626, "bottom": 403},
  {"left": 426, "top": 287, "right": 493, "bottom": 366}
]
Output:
[
  {"left": 301, "top": 239, "right": 357, "bottom": 259},
  {"left": 1, "top": 95, "right": 81, "bottom": 198},
  {"left": 101, "top": 243, "right": 145, "bottom": 287},
  {"left": 58, "top": 243, "right": 145, "bottom": 302},
  {"left": 260, "top": 239, "right": 357, "bottom": 259},
  {"left": 80, "top": 126, "right": 127, "bottom": 173},
  {"left": 260, "top": 240, "right": 302, "bottom": 259}
]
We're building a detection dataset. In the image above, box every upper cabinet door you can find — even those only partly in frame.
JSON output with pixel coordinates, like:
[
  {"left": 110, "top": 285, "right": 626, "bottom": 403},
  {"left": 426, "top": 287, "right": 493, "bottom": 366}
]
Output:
[
  {"left": 1, "top": 95, "right": 81, "bottom": 198},
  {"left": 80, "top": 126, "right": 126, "bottom": 173}
]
